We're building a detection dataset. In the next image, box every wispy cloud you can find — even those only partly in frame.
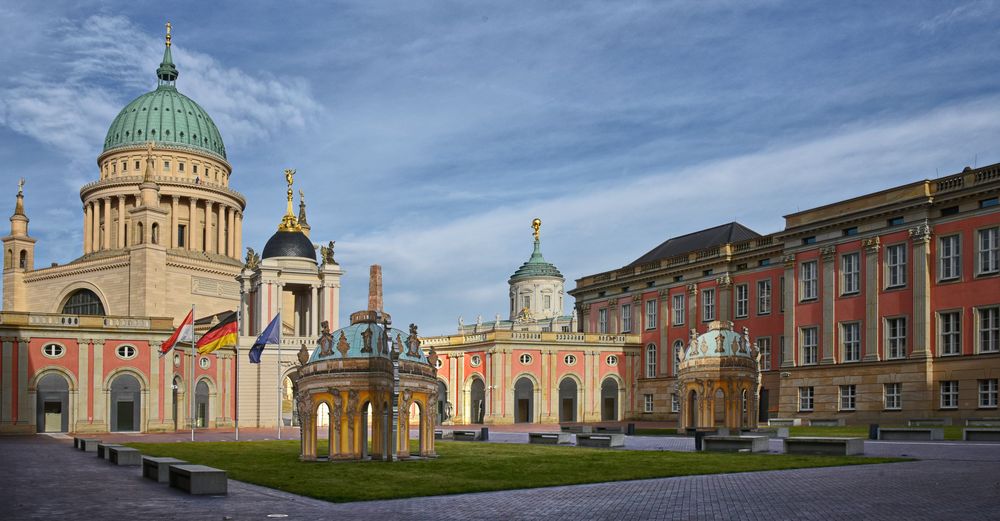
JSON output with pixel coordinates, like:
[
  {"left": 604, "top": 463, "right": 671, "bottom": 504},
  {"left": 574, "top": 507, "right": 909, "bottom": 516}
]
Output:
[{"left": 919, "top": 1, "right": 998, "bottom": 32}]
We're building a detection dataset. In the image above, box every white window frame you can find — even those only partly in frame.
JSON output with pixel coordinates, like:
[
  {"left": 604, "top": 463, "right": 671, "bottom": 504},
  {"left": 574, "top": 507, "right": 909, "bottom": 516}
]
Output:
[
  {"left": 977, "top": 226, "right": 999, "bottom": 275},
  {"left": 116, "top": 344, "right": 138, "bottom": 360},
  {"left": 564, "top": 354, "right": 577, "bottom": 366},
  {"left": 939, "top": 311, "right": 962, "bottom": 356},
  {"left": 757, "top": 279, "right": 771, "bottom": 315},
  {"left": 671, "top": 393, "right": 680, "bottom": 413},
  {"left": 470, "top": 355, "right": 482, "bottom": 367},
  {"left": 735, "top": 284, "right": 749, "bottom": 318},
  {"left": 645, "top": 300, "right": 657, "bottom": 330},
  {"left": 199, "top": 356, "right": 210, "bottom": 369},
  {"left": 977, "top": 306, "right": 1000, "bottom": 354},
  {"left": 800, "top": 261, "right": 818, "bottom": 300},
  {"left": 940, "top": 380, "right": 959, "bottom": 409},
  {"left": 519, "top": 353, "right": 533, "bottom": 365},
  {"left": 798, "top": 386, "right": 814, "bottom": 412},
  {"left": 841, "top": 322, "right": 861, "bottom": 362},
  {"left": 41, "top": 343, "right": 66, "bottom": 359},
  {"left": 800, "top": 327, "right": 818, "bottom": 365},
  {"left": 701, "top": 288, "right": 715, "bottom": 322},
  {"left": 672, "top": 340, "right": 683, "bottom": 376},
  {"left": 839, "top": 384, "right": 857, "bottom": 411},
  {"left": 938, "top": 234, "right": 961, "bottom": 281},
  {"left": 886, "top": 243, "right": 908, "bottom": 288},
  {"left": 886, "top": 316, "right": 907, "bottom": 359},
  {"left": 980, "top": 379, "right": 999, "bottom": 408},
  {"left": 621, "top": 303, "right": 632, "bottom": 333},
  {"left": 672, "top": 294, "right": 685, "bottom": 325},
  {"left": 606, "top": 354, "right": 619, "bottom": 366},
  {"left": 543, "top": 294, "right": 552, "bottom": 309},
  {"left": 841, "top": 252, "right": 860, "bottom": 294},
  {"left": 645, "top": 344, "right": 656, "bottom": 378},
  {"left": 643, "top": 394, "right": 654, "bottom": 413},
  {"left": 757, "top": 337, "right": 771, "bottom": 371},
  {"left": 884, "top": 383, "right": 902, "bottom": 410},
  {"left": 598, "top": 308, "right": 608, "bottom": 334}
]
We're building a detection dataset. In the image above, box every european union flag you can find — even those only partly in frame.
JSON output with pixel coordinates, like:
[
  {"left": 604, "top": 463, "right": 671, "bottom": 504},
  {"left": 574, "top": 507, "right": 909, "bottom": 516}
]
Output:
[{"left": 249, "top": 313, "right": 280, "bottom": 364}]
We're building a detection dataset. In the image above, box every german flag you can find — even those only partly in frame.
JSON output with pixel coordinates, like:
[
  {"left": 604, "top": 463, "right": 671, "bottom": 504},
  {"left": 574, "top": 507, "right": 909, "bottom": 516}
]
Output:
[{"left": 196, "top": 311, "right": 238, "bottom": 354}]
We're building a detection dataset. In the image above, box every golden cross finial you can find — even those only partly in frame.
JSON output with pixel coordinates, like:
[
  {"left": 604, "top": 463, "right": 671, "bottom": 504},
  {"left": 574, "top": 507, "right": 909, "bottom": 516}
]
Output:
[
  {"left": 165, "top": 22, "right": 172, "bottom": 47},
  {"left": 532, "top": 218, "right": 542, "bottom": 241}
]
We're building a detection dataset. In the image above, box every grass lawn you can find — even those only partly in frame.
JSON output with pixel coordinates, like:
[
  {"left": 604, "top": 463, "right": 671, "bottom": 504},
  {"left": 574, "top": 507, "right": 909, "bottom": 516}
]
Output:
[
  {"left": 788, "top": 425, "right": 964, "bottom": 440},
  {"left": 126, "top": 440, "right": 906, "bottom": 503}
]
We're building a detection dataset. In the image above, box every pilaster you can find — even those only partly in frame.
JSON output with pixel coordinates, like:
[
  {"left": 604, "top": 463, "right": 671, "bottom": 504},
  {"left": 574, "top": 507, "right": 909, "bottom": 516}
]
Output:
[
  {"left": 909, "top": 223, "right": 932, "bottom": 358},
  {"left": 863, "top": 238, "right": 881, "bottom": 361},
  {"left": 781, "top": 255, "right": 796, "bottom": 367},
  {"left": 716, "top": 274, "right": 733, "bottom": 322},
  {"left": 820, "top": 246, "right": 836, "bottom": 364}
]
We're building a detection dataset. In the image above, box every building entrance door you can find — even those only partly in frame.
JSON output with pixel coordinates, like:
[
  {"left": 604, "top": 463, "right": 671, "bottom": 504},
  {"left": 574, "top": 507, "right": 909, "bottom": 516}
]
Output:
[
  {"left": 35, "top": 373, "right": 69, "bottom": 433},
  {"left": 43, "top": 402, "right": 63, "bottom": 432},
  {"left": 758, "top": 388, "right": 769, "bottom": 423},
  {"left": 116, "top": 401, "right": 135, "bottom": 431}
]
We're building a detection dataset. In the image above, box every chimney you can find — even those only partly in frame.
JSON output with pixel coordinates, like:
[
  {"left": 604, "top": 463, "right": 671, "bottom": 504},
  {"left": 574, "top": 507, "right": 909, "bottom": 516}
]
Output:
[{"left": 368, "top": 264, "right": 383, "bottom": 313}]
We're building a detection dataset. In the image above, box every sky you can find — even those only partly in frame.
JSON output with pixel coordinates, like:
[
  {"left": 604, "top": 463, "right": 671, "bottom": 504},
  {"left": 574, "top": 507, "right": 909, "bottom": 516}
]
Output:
[{"left": 1, "top": 1, "right": 999, "bottom": 335}]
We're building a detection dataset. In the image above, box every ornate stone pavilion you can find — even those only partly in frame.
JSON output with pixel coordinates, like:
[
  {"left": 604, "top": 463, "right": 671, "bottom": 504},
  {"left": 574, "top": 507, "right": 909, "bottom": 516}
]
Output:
[
  {"left": 289, "top": 266, "right": 439, "bottom": 461},
  {"left": 676, "top": 321, "right": 761, "bottom": 432}
]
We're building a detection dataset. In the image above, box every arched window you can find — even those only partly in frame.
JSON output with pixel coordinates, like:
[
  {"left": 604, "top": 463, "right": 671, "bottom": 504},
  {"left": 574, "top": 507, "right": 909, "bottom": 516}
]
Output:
[
  {"left": 646, "top": 344, "right": 657, "bottom": 378},
  {"left": 5, "top": 248, "right": 12, "bottom": 268},
  {"left": 135, "top": 222, "right": 144, "bottom": 245},
  {"left": 62, "top": 289, "right": 105, "bottom": 316},
  {"left": 18, "top": 250, "right": 27, "bottom": 269},
  {"left": 151, "top": 223, "right": 159, "bottom": 245},
  {"left": 673, "top": 340, "right": 684, "bottom": 376}
]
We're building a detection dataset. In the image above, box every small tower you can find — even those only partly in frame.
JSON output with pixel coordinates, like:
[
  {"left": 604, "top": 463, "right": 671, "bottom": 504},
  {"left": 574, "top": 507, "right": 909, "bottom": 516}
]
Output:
[
  {"left": 297, "top": 189, "right": 311, "bottom": 238},
  {"left": 508, "top": 218, "right": 565, "bottom": 321},
  {"left": 3, "top": 178, "right": 37, "bottom": 311},
  {"left": 127, "top": 141, "right": 169, "bottom": 316}
]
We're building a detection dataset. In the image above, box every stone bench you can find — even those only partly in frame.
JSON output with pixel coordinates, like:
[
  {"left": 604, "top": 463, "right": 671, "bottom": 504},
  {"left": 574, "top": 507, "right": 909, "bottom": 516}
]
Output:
[
  {"left": 783, "top": 437, "right": 865, "bottom": 456},
  {"left": 966, "top": 418, "right": 1000, "bottom": 427},
  {"left": 528, "top": 432, "right": 573, "bottom": 445},
  {"left": 963, "top": 428, "right": 1000, "bottom": 441},
  {"left": 907, "top": 418, "right": 951, "bottom": 427},
  {"left": 434, "top": 430, "right": 453, "bottom": 440},
  {"left": 78, "top": 438, "right": 101, "bottom": 452},
  {"left": 752, "top": 427, "right": 789, "bottom": 439},
  {"left": 575, "top": 433, "right": 625, "bottom": 448},
  {"left": 169, "top": 464, "right": 228, "bottom": 495},
  {"left": 97, "top": 443, "right": 124, "bottom": 460},
  {"left": 143, "top": 456, "right": 188, "bottom": 483},
  {"left": 452, "top": 430, "right": 480, "bottom": 441},
  {"left": 767, "top": 418, "right": 802, "bottom": 427},
  {"left": 809, "top": 418, "right": 845, "bottom": 427},
  {"left": 702, "top": 435, "right": 769, "bottom": 453},
  {"left": 878, "top": 428, "right": 943, "bottom": 441},
  {"left": 109, "top": 446, "right": 142, "bottom": 466},
  {"left": 560, "top": 425, "right": 593, "bottom": 433}
]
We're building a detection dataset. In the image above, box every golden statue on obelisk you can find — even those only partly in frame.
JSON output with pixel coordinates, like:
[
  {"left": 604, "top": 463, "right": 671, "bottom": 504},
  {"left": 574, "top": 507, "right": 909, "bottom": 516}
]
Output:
[{"left": 278, "top": 169, "right": 301, "bottom": 232}]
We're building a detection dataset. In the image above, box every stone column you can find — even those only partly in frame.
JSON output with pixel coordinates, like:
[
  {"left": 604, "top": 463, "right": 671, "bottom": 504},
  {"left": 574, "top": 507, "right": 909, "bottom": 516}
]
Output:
[
  {"left": 76, "top": 338, "right": 89, "bottom": 429},
  {"left": 83, "top": 203, "right": 92, "bottom": 254},
  {"left": 503, "top": 349, "right": 513, "bottom": 421},
  {"left": 658, "top": 290, "right": 670, "bottom": 376},
  {"left": 781, "top": 255, "right": 796, "bottom": 367},
  {"left": 909, "top": 223, "right": 932, "bottom": 358},
  {"left": 188, "top": 197, "right": 198, "bottom": 251},
  {"left": 820, "top": 246, "right": 837, "bottom": 364},
  {"left": 102, "top": 197, "right": 112, "bottom": 250},
  {"left": 687, "top": 284, "right": 698, "bottom": 328},
  {"left": 310, "top": 285, "right": 319, "bottom": 337},
  {"left": 716, "top": 275, "right": 733, "bottom": 322},
  {"left": 227, "top": 207, "right": 236, "bottom": 258},
  {"left": 862, "top": 238, "right": 881, "bottom": 361},
  {"left": 150, "top": 341, "right": 161, "bottom": 428},
  {"left": 484, "top": 351, "right": 493, "bottom": 421},
  {"left": 205, "top": 200, "right": 215, "bottom": 254},
  {"left": 92, "top": 340, "right": 105, "bottom": 427},
  {"left": 92, "top": 200, "right": 101, "bottom": 252},
  {"left": 117, "top": 196, "right": 126, "bottom": 248},
  {"left": 454, "top": 353, "right": 465, "bottom": 424},
  {"left": 17, "top": 338, "right": 29, "bottom": 423},
  {"left": 608, "top": 298, "right": 619, "bottom": 334},
  {"left": 1, "top": 339, "right": 12, "bottom": 423},
  {"left": 170, "top": 196, "right": 180, "bottom": 248},
  {"left": 217, "top": 204, "right": 226, "bottom": 257}
]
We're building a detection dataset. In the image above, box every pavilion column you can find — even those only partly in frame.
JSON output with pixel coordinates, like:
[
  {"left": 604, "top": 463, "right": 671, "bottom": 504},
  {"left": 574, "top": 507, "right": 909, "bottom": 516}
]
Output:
[
  {"left": 102, "top": 197, "right": 111, "bottom": 250},
  {"left": 117, "top": 196, "right": 126, "bottom": 248},
  {"left": 821, "top": 246, "right": 836, "bottom": 364},
  {"left": 205, "top": 200, "right": 215, "bottom": 254},
  {"left": 217, "top": 204, "right": 226, "bottom": 257},
  {"left": 170, "top": 196, "right": 179, "bottom": 248},
  {"left": 83, "top": 203, "right": 92, "bottom": 254},
  {"left": 188, "top": 197, "right": 198, "bottom": 251}
]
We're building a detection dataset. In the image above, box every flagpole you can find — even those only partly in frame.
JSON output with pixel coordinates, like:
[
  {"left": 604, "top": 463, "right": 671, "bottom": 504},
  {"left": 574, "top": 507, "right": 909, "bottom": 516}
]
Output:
[
  {"left": 191, "top": 303, "right": 196, "bottom": 442},
  {"left": 277, "top": 298, "right": 283, "bottom": 441}
]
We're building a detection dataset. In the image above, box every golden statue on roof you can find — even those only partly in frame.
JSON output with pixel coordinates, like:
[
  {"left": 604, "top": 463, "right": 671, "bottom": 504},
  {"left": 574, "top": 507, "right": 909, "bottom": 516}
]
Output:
[
  {"left": 278, "top": 168, "right": 301, "bottom": 232},
  {"left": 165, "top": 22, "right": 172, "bottom": 47},
  {"left": 532, "top": 218, "right": 542, "bottom": 240}
]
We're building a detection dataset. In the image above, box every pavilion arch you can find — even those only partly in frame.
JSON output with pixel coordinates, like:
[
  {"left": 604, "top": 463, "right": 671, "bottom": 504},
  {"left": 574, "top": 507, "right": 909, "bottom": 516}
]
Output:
[
  {"left": 54, "top": 282, "right": 111, "bottom": 316},
  {"left": 557, "top": 373, "right": 584, "bottom": 422},
  {"left": 511, "top": 372, "right": 541, "bottom": 424},
  {"left": 464, "top": 374, "right": 486, "bottom": 424},
  {"left": 600, "top": 374, "right": 626, "bottom": 422}
]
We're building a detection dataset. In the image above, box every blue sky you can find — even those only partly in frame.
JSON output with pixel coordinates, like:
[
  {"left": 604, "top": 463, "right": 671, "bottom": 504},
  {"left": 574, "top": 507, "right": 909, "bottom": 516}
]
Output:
[{"left": 2, "top": 1, "right": 999, "bottom": 334}]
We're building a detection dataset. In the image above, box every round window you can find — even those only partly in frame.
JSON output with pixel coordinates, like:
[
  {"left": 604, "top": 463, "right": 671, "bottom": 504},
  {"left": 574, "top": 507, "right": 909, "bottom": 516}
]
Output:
[
  {"left": 564, "top": 354, "right": 577, "bottom": 366},
  {"left": 199, "top": 357, "right": 210, "bottom": 369},
  {"left": 434, "top": 358, "right": 443, "bottom": 369},
  {"left": 42, "top": 344, "right": 65, "bottom": 359},
  {"left": 116, "top": 345, "right": 137, "bottom": 360},
  {"left": 606, "top": 355, "right": 619, "bottom": 366},
  {"left": 519, "top": 353, "right": 533, "bottom": 365},
  {"left": 470, "top": 355, "right": 482, "bottom": 367},
  {"left": 173, "top": 353, "right": 181, "bottom": 367}
]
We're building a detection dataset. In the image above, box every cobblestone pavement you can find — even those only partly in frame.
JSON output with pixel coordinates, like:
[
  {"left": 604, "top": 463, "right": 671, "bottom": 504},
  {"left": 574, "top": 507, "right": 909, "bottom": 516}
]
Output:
[{"left": 4, "top": 434, "right": 999, "bottom": 521}]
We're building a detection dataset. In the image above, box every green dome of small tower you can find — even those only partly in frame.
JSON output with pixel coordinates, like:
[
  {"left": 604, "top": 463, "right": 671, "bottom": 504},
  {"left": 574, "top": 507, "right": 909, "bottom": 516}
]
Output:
[
  {"left": 102, "top": 23, "right": 227, "bottom": 159},
  {"left": 509, "top": 218, "right": 563, "bottom": 282}
]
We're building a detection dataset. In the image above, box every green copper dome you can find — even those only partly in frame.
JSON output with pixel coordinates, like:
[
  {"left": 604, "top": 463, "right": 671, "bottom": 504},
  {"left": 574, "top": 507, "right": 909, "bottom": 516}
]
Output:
[
  {"left": 510, "top": 239, "right": 563, "bottom": 281},
  {"left": 102, "top": 34, "right": 226, "bottom": 159}
]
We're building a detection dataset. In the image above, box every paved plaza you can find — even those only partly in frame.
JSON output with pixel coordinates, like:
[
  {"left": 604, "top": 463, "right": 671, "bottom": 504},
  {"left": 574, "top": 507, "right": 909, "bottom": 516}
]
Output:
[{"left": 3, "top": 432, "right": 999, "bottom": 521}]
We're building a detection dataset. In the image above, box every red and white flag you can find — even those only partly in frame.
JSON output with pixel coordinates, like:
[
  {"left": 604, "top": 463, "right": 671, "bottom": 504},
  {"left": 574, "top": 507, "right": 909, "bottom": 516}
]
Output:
[{"left": 160, "top": 310, "right": 195, "bottom": 355}]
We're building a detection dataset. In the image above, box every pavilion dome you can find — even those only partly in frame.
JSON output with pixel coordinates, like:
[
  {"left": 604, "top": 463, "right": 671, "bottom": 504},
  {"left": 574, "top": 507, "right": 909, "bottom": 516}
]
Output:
[
  {"left": 308, "top": 322, "right": 428, "bottom": 364},
  {"left": 684, "top": 321, "right": 754, "bottom": 360}
]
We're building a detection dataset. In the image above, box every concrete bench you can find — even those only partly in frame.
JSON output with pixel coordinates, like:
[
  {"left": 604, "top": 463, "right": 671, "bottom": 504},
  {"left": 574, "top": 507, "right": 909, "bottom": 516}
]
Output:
[
  {"left": 560, "top": 425, "right": 593, "bottom": 433},
  {"left": 809, "top": 418, "right": 845, "bottom": 427},
  {"left": 965, "top": 418, "right": 1000, "bottom": 427},
  {"left": 907, "top": 418, "right": 951, "bottom": 427},
  {"left": 169, "top": 464, "right": 227, "bottom": 495},
  {"left": 434, "top": 430, "right": 453, "bottom": 440},
  {"left": 783, "top": 437, "right": 864, "bottom": 456},
  {"left": 753, "top": 427, "right": 789, "bottom": 439},
  {"left": 878, "top": 428, "right": 943, "bottom": 441},
  {"left": 78, "top": 438, "right": 101, "bottom": 452},
  {"left": 963, "top": 428, "right": 1000, "bottom": 441},
  {"left": 702, "top": 435, "right": 769, "bottom": 452},
  {"left": 528, "top": 432, "right": 573, "bottom": 445},
  {"left": 452, "top": 430, "right": 480, "bottom": 441},
  {"left": 108, "top": 446, "right": 142, "bottom": 466},
  {"left": 143, "top": 456, "right": 187, "bottom": 483},
  {"left": 767, "top": 418, "right": 802, "bottom": 427},
  {"left": 575, "top": 433, "right": 625, "bottom": 448},
  {"left": 97, "top": 443, "right": 124, "bottom": 460}
]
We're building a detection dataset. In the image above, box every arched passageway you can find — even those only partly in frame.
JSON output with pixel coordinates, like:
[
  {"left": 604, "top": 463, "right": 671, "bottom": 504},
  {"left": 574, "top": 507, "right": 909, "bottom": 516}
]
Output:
[
  {"left": 36, "top": 373, "right": 69, "bottom": 433},
  {"left": 514, "top": 377, "right": 534, "bottom": 423},
  {"left": 558, "top": 377, "right": 577, "bottom": 422}
]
